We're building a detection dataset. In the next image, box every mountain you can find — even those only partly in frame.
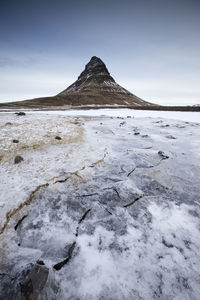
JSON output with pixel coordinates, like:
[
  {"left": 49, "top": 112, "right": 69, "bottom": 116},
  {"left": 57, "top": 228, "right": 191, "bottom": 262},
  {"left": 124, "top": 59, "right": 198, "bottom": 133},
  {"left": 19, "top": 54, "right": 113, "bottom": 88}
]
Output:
[
  {"left": 57, "top": 56, "right": 152, "bottom": 106},
  {"left": 0, "top": 56, "right": 157, "bottom": 109},
  {"left": 58, "top": 56, "right": 154, "bottom": 106}
]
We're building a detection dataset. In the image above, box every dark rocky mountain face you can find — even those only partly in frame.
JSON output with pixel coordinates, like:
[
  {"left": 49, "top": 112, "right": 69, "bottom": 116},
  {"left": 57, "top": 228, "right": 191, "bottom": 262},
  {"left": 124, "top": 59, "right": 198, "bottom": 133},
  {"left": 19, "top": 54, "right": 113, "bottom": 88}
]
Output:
[
  {"left": 59, "top": 56, "right": 136, "bottom": 97},
  {"left": 77, "top": 56, "right": 112, "bottom": 83},
  {"left": 63, "top": 56, "right": 117, "bottom": 93}
]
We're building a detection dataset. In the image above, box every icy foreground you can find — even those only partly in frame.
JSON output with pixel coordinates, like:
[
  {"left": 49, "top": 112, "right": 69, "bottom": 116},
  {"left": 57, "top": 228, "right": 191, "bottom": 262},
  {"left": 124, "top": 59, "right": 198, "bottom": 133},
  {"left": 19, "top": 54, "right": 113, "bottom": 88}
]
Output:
[{"left": 0, "top": 111, "right": 200, "bottom": 299}]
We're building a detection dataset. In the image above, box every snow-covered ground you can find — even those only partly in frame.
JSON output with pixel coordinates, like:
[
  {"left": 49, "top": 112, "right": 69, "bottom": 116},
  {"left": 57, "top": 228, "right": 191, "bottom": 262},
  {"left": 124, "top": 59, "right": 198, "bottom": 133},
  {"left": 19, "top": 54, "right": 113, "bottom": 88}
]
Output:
[
  {"left": 1, "top": 108, "right": 200, "bottom": 123},
  {"left": 27, "top": 108, "right": 200, "bottom": 123},
  {"left": 0, "top": 110, "right": 200, "bottom": 299}
]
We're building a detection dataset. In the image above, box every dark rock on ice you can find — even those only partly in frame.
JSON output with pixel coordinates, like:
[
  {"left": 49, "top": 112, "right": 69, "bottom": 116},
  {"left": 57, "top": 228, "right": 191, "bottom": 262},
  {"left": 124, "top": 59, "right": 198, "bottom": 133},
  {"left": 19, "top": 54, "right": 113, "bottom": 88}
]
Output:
[
  {"left": 55, "top": 136, "right": 62, "bottom": 140},
  {"left": 166, "top": 135, "right": 176, "bottom": 139},
  {"left": 36, "top": 260, "right": 45, "bottom": 265},
  {"left": 17, "top": 264, "right": 49, "bottom": 300},
  {"left": 15, "top": 112, "right": 26, "bottom": 116},
  {"left": 14, "top": 155, "right": 24, "bottom": 164},
  {"left": 158, "top": 151, "right": 169, "bottom": 159}
]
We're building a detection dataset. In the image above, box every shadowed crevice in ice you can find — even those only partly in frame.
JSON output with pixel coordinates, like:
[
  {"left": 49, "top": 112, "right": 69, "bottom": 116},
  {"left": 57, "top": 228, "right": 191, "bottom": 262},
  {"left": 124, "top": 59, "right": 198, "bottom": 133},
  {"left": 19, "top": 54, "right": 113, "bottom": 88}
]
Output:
[{"left": 53, "top": 242, "right": 76, "bottom": 271}]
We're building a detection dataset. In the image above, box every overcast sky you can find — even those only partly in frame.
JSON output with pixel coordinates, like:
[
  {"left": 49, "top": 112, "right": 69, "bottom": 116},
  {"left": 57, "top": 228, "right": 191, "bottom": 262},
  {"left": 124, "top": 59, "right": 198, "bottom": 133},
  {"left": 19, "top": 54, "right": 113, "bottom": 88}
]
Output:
[{"left": 0, "top": 0, "right": 200, "bottom": 105}]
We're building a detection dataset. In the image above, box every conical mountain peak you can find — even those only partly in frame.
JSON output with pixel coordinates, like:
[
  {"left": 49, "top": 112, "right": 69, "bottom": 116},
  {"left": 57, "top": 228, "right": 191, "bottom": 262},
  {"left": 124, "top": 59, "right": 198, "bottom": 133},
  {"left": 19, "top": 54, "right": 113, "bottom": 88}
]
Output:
[
  {"left": 59, "top": 56, "right": 116, "bottom": 94},
  {"left": 82, "top": 56, "right": 109, "bottom": 73},
  {"left": 77, "top": 56, "right": 110, "bottom": 81},
  {"left": 85, "top": 56, "right": 107, "bottom": 69},
  {"left": 57, "top": 56, "right": 153, "bottom": 107}
]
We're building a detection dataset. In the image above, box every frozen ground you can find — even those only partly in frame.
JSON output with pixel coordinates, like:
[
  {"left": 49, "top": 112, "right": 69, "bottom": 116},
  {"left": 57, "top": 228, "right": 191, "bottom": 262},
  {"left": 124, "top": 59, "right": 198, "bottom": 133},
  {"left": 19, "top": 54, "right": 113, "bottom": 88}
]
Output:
[
  {"left": 1, "top": 108, "right": 200, "bottom": 123},
  {"left": 0, "top": 110, "right": 200, "bottom": 299}
]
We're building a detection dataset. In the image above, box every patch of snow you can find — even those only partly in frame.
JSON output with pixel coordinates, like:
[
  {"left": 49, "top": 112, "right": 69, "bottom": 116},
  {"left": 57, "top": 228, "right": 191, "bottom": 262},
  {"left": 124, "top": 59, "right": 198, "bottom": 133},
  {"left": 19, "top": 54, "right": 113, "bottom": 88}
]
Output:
[{"left": 21, "top": 108, "right": 200, "bottom": 123}]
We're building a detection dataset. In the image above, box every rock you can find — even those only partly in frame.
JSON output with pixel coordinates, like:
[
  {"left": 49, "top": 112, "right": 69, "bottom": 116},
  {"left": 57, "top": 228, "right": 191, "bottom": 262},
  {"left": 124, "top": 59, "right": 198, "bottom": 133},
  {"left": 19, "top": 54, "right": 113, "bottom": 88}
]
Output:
[
  {"left": 166, "top": 135, "right": 176, "bottom": 139},
  {"left": 55, "top": 136, "right": 62, "bottom": 140},
  {"left": 14, "top": 156, "right": 24, "bottom": 164},
  {"left": 15, "top": 112, "right": 26, "bottom": 116},
  {"left": 161, "top": 124, "right": 169, "bottom": 127},
  {"left": 17, "top": 264, "right": 49, "bottom": 300},
  {"left": 134, "top": 132, "right": 140, "bottom": 135},
  {"left": 12, "top": 139, "right": 19, "bottom": 143},
  {"left": 5, "top": 122, "right": 12, "bottom": 126},
  {"left": 36, "top": 260, "right": 45, "bottom": 265},
  {"left": 158, "top": 151, "right": 169, "bottom": 159}
]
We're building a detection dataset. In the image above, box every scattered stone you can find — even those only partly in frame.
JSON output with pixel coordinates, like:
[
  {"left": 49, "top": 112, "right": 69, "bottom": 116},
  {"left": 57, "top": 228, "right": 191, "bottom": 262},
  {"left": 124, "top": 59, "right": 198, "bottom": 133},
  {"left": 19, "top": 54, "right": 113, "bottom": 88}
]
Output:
[
  {"left": 12, "top": 139, "right": 19, "bottom": 143},
  {"left": 141, "top": 134, "right": 149, "bottom": 138},
  {"left": 15, "top": 112, "right": 26, "bottom": 116},
  {"left": 55, "top": 136, "right": 62, "bottom": 140},
  {"left": 36, "top": 260, "right": 45, "bottom": 265},
  {"left": 166, "top": 135, "right": 176, "bottom": 139},
  {"left": 158, "top": 151, "right": 169, "bottom": 159},
  {"left": 134, "top": 132, "right": 140, "bottom": 135},
  {"left": 161, "top": 124, "right": 169, "bottom": 127},
  {"left": 120, "top": 121, "right": 126, "bottom": 126},
  {"left": 5, "top": 122, "right": 12, "bottom": 126},
  {"left": 17, "top": 264, "right": 49, "bottom": 299},
  {"left": 14, "top": 156, "right": 24, "bottom": 164},
  {"left": 127, "top": 116, "right": 131, "bottom": 118},
  {"left": 74, "top": 121, "right": 80, "bottom": 125},
  {"left": 162, "top": 238, "right": 174, "bottom": 248}
]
